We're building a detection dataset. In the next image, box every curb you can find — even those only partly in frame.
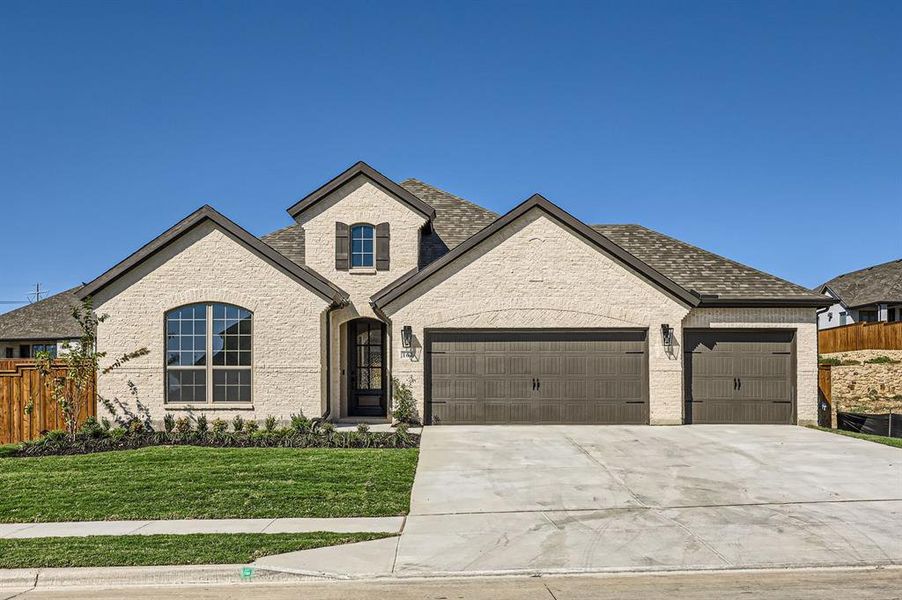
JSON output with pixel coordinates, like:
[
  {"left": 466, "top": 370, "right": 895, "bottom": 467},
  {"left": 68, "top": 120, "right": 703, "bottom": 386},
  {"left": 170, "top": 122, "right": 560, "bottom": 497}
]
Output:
[
  {"left": 1, "top": 561, "right": 899, "bottom": 590},
  {"left": 0, "top": 564, "right": 322, "bottom": 591}
]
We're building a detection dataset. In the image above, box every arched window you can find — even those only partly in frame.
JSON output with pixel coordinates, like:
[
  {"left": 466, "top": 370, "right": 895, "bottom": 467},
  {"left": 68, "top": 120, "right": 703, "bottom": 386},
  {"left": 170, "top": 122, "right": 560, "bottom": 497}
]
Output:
[
  {"left": 165, "top": 303, "right": 252, "bottom": 404},
  {"left": 351, "top": 224, "right": 375, "bottom": 268}
]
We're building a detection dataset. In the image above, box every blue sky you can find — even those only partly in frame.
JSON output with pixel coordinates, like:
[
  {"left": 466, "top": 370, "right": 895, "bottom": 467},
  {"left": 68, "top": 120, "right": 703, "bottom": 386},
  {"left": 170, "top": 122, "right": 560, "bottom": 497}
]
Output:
[{"left": 1, "top": 0, "right": 900, "bottom": 311}]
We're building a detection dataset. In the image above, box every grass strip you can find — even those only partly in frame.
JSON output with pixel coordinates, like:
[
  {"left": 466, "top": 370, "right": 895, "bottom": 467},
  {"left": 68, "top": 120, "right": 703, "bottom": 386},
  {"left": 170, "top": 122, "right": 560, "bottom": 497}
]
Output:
[{"left": 0, "top": 446, "right": 418, "bottom": 522}]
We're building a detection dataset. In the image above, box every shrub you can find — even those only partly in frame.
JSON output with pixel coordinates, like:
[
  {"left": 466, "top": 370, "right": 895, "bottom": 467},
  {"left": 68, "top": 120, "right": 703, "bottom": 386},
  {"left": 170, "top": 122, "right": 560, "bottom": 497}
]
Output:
[
  {"left": 163, "top": 413, "right": 176, "bottom": 434},
  {"left": 356, "top": 423, "right": 370, "bottom": 434},
  {"left": 264, "top": 416, "right": 277, "bottom": 432},
  {"left": 319, "top": 422, "right": 336, "bottom": 436},
  {"left": 78, "top": 417, "right": 106, "bottom": 439},
  {"left": 245, "top": 420, "right": 259, "bottom": 434},
  {"left": 45, "top": 429, "right": 67, "bottom": 443},
  {"left": 175, "top": 417, "right": 192, "bottom": 434},
  {"left": 391, "top": 377, "right": 420, "bottom": 425},
  {"left": 290, "top": 413, "right": 311, "bottom": 433},
  {"left": 127, "top": 419, "right": 145, "bottom": 436},
  {"left": 195, "top": 414, "right": 208, "bottom": 434},
  {"left": 232, "top": 415, "right": 244, "bottom": 433},
  {"left": 818, "top": 355, "right": 841, "bottom": 366},
  {"left": 211, "top": 418, "right": 228, "bottom": 434},
  {"left": 100, "top": 417, "right": 111, "bottom": 432}
]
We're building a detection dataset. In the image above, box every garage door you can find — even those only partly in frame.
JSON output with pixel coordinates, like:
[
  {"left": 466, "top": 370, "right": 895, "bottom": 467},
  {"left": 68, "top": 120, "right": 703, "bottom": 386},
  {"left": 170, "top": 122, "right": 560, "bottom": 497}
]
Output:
[
  {"left": 684, "top": 330, "right": 795, "bottom": 424},
  {"left": 425, "top": 330, "right": 648, "bottom": 425}
]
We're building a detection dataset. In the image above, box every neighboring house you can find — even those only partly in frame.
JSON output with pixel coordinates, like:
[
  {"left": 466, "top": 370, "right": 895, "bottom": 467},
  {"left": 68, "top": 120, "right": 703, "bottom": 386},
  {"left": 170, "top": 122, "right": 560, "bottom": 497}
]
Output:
[
  {"left": 814, "top": 259, "right": 902, "bottom": 330},
  {"left": 0, "top": 288, "right": 83, "bottom": 358},
  {"left": 63, "top": 161, "right": 828, "bottom": 426}
]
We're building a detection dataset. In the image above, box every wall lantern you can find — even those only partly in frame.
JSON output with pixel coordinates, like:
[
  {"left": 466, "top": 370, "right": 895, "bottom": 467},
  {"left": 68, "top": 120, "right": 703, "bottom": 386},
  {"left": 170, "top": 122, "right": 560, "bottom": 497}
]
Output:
[
  {"left": 661, "top": 324, "right": 674, "bottom": 348},
  {"left": 401, "top": 325, "right": 413, "bottom": 348}
]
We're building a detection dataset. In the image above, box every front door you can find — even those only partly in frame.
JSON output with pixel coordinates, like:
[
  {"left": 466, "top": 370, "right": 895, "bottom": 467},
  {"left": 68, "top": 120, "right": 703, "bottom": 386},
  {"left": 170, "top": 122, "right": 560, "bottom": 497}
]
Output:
[{"left": 348, "top": 319, "right": 387, "bottom": 417}]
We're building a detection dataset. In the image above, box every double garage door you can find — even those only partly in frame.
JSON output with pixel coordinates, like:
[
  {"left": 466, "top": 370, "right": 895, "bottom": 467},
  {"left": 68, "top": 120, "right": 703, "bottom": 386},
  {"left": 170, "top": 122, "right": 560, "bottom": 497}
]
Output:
[
  {"left": 425, "top": 328, "right": 796, "bottom": 425},
  {"left": 426, "top": 330, "right": 648, "bottom": 425}
]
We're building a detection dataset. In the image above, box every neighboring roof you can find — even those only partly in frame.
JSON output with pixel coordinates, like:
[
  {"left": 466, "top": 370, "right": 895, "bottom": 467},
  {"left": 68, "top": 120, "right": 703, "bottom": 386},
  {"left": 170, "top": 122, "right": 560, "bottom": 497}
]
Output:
[
  {"left": 815, "top": 259, "right": 902, "bottom": 308},
  {"left": 593, "top": 224, "right": 830, "bottom": 306},
  {"left": 371, "top": 194, "right": 703, "bottom": 309},
  {"left": 0, "top": 287, "right": 83, "bottom": 342},
  {"left": 79, "top": 205, "right": 349, "bottom": 305},
  {"left": 399, "top": 179, "right": 499, "bottom": 267},
  {"left": 286, "top": 161, "right": 436, "bottom": 221}
]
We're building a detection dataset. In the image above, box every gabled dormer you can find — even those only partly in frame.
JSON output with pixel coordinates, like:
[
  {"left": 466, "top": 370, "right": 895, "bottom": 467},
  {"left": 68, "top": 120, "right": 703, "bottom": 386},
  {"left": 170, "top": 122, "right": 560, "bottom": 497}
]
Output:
[{"left": 287, "top": 162, "right": 434, "bottom": 303}]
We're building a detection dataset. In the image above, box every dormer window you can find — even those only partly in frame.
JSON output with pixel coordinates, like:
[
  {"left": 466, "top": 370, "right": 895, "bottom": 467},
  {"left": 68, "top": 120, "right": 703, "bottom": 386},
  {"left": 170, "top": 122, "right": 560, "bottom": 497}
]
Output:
[{"left": 351, "top": 224, "right": 375, "bottom": 268}]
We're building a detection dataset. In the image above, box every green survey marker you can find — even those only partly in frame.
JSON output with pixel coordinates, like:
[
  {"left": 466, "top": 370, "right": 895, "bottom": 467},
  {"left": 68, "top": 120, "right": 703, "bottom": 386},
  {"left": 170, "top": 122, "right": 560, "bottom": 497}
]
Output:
[{"left": 241, "top": 567, "right": 255, "bottom": 580}]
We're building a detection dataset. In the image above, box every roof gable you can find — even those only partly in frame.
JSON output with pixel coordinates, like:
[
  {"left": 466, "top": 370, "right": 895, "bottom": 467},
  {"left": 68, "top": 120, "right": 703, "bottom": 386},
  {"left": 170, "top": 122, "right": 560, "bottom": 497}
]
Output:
[
  {"left": 371, "top": 194, "right": 702, "bottom": 309},
  {"left": 78, "top": 205, "right": 349, "bottom": 304},
  {"left": 287, "top": 162, "right": 436, "bottom": 221}
]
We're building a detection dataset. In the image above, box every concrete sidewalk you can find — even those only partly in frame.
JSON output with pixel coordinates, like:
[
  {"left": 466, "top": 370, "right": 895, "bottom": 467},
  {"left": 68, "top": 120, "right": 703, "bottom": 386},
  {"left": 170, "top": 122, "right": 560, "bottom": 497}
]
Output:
[{"left": 0, "top": 517, "right": 404, "bottom": 539}]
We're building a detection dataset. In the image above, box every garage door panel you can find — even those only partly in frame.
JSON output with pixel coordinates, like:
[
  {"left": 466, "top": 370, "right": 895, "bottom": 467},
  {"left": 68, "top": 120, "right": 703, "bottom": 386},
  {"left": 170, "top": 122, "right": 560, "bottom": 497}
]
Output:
[
  {"left": 685, "top": 330, "right": 795, "bottom": 425},
  {"left": 427, "top": 330, "right": 648, "bottom": 425}
]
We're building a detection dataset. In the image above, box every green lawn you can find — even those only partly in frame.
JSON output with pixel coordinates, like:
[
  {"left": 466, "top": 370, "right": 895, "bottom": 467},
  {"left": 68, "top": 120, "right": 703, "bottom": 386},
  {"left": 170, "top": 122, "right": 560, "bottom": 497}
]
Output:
[
  {"left": 813, "top": 426, "right": 902, "bottom": 449},
  {"left": 0, "top": 446, "right": 418, "bottom": 523},
  {"left": 0, "top": 532, "right": 393, "bottom": 568}
]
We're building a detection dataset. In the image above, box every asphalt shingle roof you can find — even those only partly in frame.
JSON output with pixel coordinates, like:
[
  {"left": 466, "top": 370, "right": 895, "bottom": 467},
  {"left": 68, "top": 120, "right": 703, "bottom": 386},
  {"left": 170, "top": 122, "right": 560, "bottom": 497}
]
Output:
[
  {"left": 260, "top": 179, "right": 822, "bottom": 302},
  {"left": 591, "top": 224, "right": 823, "bottom": 299},
  {"left": 816, "top": 259, "right": 902, "bottom": 307},
  {"left": 399, "top": 179, "right": 499, "bottom": 267},
  {"left": 0, "top": 287, "right": 83, "bottom": 341}
]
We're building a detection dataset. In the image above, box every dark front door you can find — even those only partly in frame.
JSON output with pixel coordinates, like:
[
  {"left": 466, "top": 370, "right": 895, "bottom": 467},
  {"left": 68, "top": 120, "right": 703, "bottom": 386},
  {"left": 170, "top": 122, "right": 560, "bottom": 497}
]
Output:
[
  {"left": 425, "top": 329, "right": 648, "bottom": 425},
  {"left": 348, "top": 319, "right": 387, "bottom": 417},
  {"left": 684, "top": 330, "right": 796, "bottom": 424}
]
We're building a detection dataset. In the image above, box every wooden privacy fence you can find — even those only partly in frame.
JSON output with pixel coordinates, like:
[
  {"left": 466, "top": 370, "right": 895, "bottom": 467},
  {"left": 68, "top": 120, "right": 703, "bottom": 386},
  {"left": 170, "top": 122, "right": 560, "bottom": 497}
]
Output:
[
  {"left": 0, "top": 360, "right": 96, "bottom": 444},
  {"left": 818, "top": 364, "right": 833, "bottom": 428},
  {"left": 819, "top": 321, "right": 902, "bottom": 354}
]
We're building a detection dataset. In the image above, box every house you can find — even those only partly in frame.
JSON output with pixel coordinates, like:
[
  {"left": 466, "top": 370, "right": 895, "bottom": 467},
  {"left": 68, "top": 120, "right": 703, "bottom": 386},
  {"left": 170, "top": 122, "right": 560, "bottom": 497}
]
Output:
[
  {"left": 73, "top": 162, "right": 829, "bottom": 426},
  {"left": 0, "top": 287, "right": 83, "bottom": 358},
  {"left": 815, "top": 259, "right": 902, "bottom": 330}
]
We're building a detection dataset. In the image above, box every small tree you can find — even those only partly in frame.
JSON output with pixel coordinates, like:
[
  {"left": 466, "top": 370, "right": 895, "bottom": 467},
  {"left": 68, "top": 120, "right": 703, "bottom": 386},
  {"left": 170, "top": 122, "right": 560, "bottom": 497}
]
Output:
[
  {"left": 391, "top": 377, "right": 421, "bottom": 426},
  {"left": 29, "top": 297, "right": 149, "bottom": 440}
]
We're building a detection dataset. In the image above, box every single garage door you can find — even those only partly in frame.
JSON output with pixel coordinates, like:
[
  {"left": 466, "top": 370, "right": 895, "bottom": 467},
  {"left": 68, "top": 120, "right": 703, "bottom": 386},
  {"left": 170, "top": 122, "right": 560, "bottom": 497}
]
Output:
[
  {"left": 425, "top": 330, "right": 648, "bottom": 425},
  {"left": 684, "top": 330, "right": 795, "bottom": 424}
]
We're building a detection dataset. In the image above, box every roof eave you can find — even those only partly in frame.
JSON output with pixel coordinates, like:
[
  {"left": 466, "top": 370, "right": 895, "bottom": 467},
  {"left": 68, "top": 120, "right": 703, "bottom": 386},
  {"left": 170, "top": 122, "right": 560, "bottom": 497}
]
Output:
[
  {"left": 287, "top": 161, "right": 436, "bottom": 221},
  {"left": 696, "top": 296, "right": 833, "bottom": 309}
]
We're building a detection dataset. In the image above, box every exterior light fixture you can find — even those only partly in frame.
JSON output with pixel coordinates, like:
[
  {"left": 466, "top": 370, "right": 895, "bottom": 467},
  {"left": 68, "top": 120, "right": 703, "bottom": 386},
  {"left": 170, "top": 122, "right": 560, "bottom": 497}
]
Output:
[
  {"left": 401, "top": 325, "right": 413, "bottom": 348},
  {"left": 661, "top": 324, "right": 674, "bottom": 347}
]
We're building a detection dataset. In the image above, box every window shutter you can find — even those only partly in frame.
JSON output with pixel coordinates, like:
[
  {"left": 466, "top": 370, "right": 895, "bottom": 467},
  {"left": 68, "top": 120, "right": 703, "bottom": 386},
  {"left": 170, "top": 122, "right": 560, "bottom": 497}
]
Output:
[
  {"left": 376, "top": 222, "right": 390, "bottom": 270},
  {"left": 335, "top": 222, "right": 349, "bottom": 271}
]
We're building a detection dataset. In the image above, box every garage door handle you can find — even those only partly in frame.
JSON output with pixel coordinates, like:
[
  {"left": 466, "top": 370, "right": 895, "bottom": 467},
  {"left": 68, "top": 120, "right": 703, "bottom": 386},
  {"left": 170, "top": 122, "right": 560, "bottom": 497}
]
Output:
[
  {"left": 738, "top": 378, "right": 741, "bottom": 390},
  {"left": 532, "top": 378, "right": 536, "bottom": 391},
  {"left": 536, "top": 378, "right": 540, "bottom": 391},
  {"left": 733, "top": 378, "right": 737, "bottom": 390}
]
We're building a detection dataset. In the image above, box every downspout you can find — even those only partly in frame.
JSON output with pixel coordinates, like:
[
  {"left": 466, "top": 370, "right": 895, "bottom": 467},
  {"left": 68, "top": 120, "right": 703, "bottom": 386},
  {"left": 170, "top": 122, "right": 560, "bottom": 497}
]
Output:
[{"left": 321, "top": 302, "right": 339, "bottom": 421}]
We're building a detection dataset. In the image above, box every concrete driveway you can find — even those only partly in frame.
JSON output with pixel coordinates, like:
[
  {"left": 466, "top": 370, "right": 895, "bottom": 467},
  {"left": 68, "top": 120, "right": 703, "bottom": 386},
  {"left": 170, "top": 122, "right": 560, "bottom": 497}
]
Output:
[{"left": 394, "top": 425, "right": 902, "bottom": 575}]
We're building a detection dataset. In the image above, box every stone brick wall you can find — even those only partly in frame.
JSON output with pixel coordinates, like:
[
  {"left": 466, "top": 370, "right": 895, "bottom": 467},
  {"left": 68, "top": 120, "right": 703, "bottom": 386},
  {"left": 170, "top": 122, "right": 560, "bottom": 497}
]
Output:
[
  {"left": 292, "top": 174, "right": 429, "bottom": 416},
  {"left": 683, "top": 307, "right": 819, "bottom": 425},
  {"left": 92, "top": 221, "right": 331, "bottom": 425},
  {"left": 823, "top": 350, "right": 902, "bottom": 415},
  {"left": 386, "top": 209, "right": 693, "bottom": 424}
]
